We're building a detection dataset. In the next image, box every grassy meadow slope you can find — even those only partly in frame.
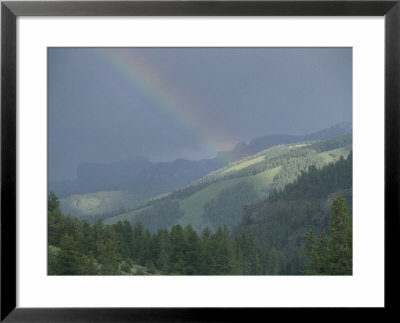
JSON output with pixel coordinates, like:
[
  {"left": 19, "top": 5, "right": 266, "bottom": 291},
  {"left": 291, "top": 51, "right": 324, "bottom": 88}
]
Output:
[
  {"left": 177, "top": 166, "right": 281, "bottom": 231},
  {"left": 60, "top": 190, "right": 139, "bottom": 218},
  {"left": 60, "top": 186, "right": 172, "bottom": 219},
  {"left": 105, "top": 134, "right": 352, "bottom": 233}
]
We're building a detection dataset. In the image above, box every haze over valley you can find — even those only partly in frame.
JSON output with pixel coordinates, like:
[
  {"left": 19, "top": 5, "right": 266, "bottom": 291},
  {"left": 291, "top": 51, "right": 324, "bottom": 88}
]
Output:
[{"left": 51, "top": 123, "right": 351, "bottom": 223}]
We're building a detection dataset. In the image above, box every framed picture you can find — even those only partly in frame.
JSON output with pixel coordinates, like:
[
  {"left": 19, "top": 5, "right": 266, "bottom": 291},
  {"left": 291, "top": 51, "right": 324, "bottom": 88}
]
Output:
[{"left": 1, "top": 0, "right": 398, "bottom": 320}]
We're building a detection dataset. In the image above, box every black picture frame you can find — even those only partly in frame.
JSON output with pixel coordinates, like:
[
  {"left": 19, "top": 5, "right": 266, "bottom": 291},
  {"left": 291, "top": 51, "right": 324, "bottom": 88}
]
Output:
[{"left": 1, "top": 0, "right": 399, "bottom": 321}]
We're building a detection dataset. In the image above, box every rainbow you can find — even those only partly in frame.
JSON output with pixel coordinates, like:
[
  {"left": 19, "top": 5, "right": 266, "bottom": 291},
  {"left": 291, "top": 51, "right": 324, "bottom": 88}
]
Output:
[{"left": 97, "top": 48, "right": 234, "bottom": 164}]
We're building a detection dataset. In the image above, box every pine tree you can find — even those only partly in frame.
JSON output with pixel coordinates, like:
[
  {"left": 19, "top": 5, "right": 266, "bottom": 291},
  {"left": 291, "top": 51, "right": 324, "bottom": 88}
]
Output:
[
  {"left": 82, "top": 253, "right": 99, "bottom": 275},
  {"left": 131, "top": 221, "right": 144, "bottom": 263},
  {"left": 55, "top": 234, "right": 85, "bottom": 275},
  {"left": 48, "top": 191, "right": 60, "bottom": 213},
  {"left": 48, "top": 245, "right": 59, "bottom": 275},
  {"left": 211, "top": 226, "right": 236, "bottom": 275},
  {"left": 114, "top": 220, "right": 133, "bottom": 260},
  {"left": 183, "top": 225, "right": 201, "bottom": 274},
  {"left": 99, "top": 239, "right": 121, "bottom": 275},
  {"left": 139, "top": 229, "right": 153, "bottom": 265},
  {"left": 316, "top": 226, "right": 328, "bottom": 273},
  {"left": 157, "top": 248, "right": 169, "bottom": 273},
  {"left": 156, "top": 228, "right": 169, "bottom": 272},
  {"left": 326, "top": 196, "right": 352, "bottom": 274},
  {"left": 168, "top": 224, "right": 185, "bottom": 274},
  {"left": 304, "top": 230, "right": 320, "bottom": 274},
  {"left": 48, "top": 192, "right": 64, "bottom": 246},
  {"left": 90, "top": 220, "right": 106, "bottom": 258},
  {"left": 199, "top": 227, "right": 214, "bottom": 275},
  {"left": 304, "top": 196, "right": 352, "bottom": 275}
]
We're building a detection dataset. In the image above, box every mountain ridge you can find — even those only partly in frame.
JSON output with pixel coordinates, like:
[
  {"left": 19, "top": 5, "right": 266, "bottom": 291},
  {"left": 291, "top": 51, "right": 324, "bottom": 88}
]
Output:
[
  {"left": 50, "top": 122, "right": 352, "bottom": 199},
  {"left": 103, "top": 134, "right": 352, "bottom": 233}
]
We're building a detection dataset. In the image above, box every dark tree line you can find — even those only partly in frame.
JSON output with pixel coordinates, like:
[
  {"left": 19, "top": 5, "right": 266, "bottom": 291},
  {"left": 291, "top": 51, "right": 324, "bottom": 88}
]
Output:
[
  {"left": 269, "top": 152, "right": 352, "bottom": 201},
  {"left": 240, "top": 152, "right": 352, "bottom": 274},
  {"left": 270, "top": 151, "right": 326, "bottom": 192},
  {"left": 49, "top": 192, "right": 279, "bottom": 275},
  {"left": 307, "top": 134, "right": 352, "bottom": 153},
  {"left": 304, "top": 196, "right": 352, "bottom": 275}
]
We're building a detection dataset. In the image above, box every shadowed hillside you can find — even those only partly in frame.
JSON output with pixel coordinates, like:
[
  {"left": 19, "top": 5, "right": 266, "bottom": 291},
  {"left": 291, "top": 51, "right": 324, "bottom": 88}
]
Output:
[{"left": 238, "top": 152, "right": 352, "bottom": 274}]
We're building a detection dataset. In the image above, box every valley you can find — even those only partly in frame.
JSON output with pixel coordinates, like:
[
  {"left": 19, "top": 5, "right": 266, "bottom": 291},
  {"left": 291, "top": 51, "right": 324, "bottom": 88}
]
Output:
[
  {"left": 55, "top": 123, "right": 351, "bottom": 220},
  {"left": 48, "top": 133, "right": 353, "bottom": 275}
]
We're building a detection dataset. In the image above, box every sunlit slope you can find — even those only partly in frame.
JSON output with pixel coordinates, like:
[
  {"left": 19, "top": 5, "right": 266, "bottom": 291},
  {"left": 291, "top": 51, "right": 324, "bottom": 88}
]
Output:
[
  {"left": 104, "top": 166, "right": 280, "bottom": 229},
  {"left": 60, "top": 186, "right": 171, "bottom": 218},
  {"left": 105, "top": 134, "right": 352, "bottom": 232},
  {"left": 178, "top": 166, "right": 281, "bottom": 231},
  {"left": 220, "top": 143, "right": 308, "bottom": 176},
  {"left": 220, "top": 156, "right": 266, "bottom": 175},
  {"left": 61, "top": 190, "right": 141, "bottom": 218},
  {"left": 318, "top": 146, "right": 352, "bottom": 163},
  {"left": 177, "top": 145, "right": 350, "bottom": 231}
]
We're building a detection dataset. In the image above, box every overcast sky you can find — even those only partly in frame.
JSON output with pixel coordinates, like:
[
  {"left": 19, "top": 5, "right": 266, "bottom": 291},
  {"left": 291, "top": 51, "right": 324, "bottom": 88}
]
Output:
[{"left": 48, "top": 47, "right": 352, "bottom": 181}]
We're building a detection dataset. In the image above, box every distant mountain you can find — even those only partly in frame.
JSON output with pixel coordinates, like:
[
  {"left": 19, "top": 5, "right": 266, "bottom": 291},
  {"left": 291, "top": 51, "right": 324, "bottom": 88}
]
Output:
[
  {"left": 50, "top": 122, "right": 351, "bottom": 199},
  {"left": 50, "top": 157, "right": 223, "bottom": 198},
  {"left": 217, "top": 121, "right": 352, "bottom": 162}
]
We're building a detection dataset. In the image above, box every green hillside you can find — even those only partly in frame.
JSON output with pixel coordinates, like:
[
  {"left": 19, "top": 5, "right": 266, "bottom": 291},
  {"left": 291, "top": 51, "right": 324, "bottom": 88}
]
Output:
[
  {"left": 60, "top": 186, "right": 171, "bottom": 219},
  {"left": 48, "top": 146, "right": 352, "bottom": 276},
  {"left": 60, "top": 190, "right": 140, "bottom": 218},
  {"left": 239, "top": 152, "right": 353, "bottom": 274},
  {"left": 178, "top": 167, "right": 281, "bottom": 231},
  {"left": 318, "top": 145, "right": 352, "bottom": 163},
  {"left": 105, "top": 134, "right": 352, "bottom": 233}
]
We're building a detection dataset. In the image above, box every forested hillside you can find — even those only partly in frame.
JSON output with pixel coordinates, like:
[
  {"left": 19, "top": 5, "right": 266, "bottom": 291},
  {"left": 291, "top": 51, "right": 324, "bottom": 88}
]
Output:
[
  {"left": 104, "top": 134, "right": 352, "bottom": 233},
  {"left": 239, "top": 152, "right": 352, "bottom": 274},
  {"left": 54, "top": 124, "right": 351, "bottom": 219},
  {"left": 48, "top": 192, "right": 279, "bottom": 275},
  {"left": 304, "top": 196, "right": 352, "bottom": 275},
  {"left": 48, "top": 153, "right": 352, "bottom": 275}
]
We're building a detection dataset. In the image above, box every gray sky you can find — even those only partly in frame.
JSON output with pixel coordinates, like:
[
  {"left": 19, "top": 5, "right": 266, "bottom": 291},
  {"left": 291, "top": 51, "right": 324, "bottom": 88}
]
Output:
[{"left": 49, "top": 47, "right": 352, "bottom": 181}]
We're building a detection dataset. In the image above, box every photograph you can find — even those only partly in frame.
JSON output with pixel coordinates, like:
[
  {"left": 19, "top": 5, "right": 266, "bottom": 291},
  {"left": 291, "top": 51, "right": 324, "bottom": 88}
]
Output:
[
  {"left": 2, "top": 0, "right": 398, "bottom": 318},
  {"left": 47, "top": 47, "right": 353, "bottom": 276}
]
